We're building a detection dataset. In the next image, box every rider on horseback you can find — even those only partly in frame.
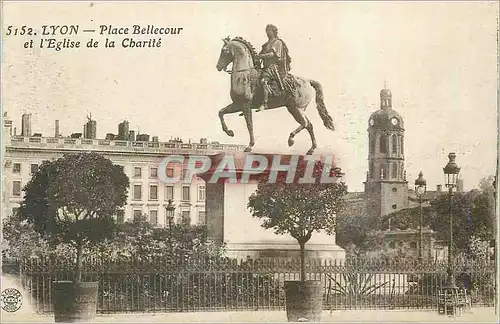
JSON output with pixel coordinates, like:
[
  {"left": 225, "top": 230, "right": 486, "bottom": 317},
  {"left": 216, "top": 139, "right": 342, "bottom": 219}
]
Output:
[{"left": 255, "top": 24, "right": 293, "bottom": 112}]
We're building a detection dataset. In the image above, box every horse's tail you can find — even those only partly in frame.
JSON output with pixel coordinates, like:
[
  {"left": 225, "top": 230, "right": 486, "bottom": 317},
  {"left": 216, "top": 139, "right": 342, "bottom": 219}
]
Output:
[{"left": 310, "top": 79, "right": 335, "bottom": 131}]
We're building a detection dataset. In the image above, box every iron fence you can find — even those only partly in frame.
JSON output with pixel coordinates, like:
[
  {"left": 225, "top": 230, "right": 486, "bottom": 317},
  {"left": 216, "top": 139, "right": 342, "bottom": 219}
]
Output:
[{"left": 13, "top": 257, "right": 495, "bottom": 314}]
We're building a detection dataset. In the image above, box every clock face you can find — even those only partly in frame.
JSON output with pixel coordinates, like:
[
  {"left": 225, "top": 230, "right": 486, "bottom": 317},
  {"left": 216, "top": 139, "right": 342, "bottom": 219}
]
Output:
[
  {"left": 391, "top": 118, "right": 398, "bottom": 126},
  {"left": 369, "top": 119, "right": 375, "bottom": 126}
]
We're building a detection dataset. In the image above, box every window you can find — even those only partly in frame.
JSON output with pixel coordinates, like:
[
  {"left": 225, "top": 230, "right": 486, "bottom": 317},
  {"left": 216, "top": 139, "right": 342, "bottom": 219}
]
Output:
[
  {"left": 369, "top": 162, "right": 374, "bottom": 179},
  {"left": 150, "top": 167, "right": 158, "bottom": 178},
  {"left": 400, "top": 136, "right": 404, "bottom": 155},
  {"left": 410, "top": 242, "right": 417, "bottom": 249},
  {"left": 116, "top": 210, "right": 125, "bottom": 224},
  {"left": 133, "top": 185, "right": 142, "bottom": 200},
  {"left": 12, "top": 181, "right": 21, "bottom": 197},
  {"left": 381, "top": 163, "right": 388, "bottom": 180},
  {"left": 379, "top": 135, "right": 387, "bottom": 154},
  {"left": 389, "top": 242, "right": 396, "bottom": 249},
  {"left": 392, "top": 188, "right": 397, "bottom": 192},
  {"left": 150, "top": 210, "right": 158, "bottom": 225},
  {"left": 30, "top": 163, "right": 39, "bottom": 174},
  {"left": 134, "top": 167, "right": 142, "bottom": 178},
  {"left": 198, "top": 211, "right": 206, "bottom": 225},
  {"left": 198, "top": 185, "right": 206, "bottom": 201},
  {"left": 182, "top": 210, "right": 190, "bottom": 225},
  {"left": 165, "top": 186, "right": 174, "bottom": 200},
  {"left": 392, "top": 163, "right": 398, "bottom": 179},
  {"left": 182, "top": 186, "right": 190, "bottom": 201},
  {"left": 392, "top": 204, "right": 397, "bottom": 210},
  {"left": 391, "top": 134, "right": 397, "bottom": 154},
  {"left": 133, "top": 210, "right": 142, "bottom": 221},
  {"left": 149, "top": 185, "right": 158, "bottom": 200},
  {"left": 166, "top": 168, "right": 174, "bottom": 178},
  {"left": 369, "top": 136, "right": 375, "bottom": 154},
  {"left": 13, "top": 163, "right": 21, "bottom": 174}
]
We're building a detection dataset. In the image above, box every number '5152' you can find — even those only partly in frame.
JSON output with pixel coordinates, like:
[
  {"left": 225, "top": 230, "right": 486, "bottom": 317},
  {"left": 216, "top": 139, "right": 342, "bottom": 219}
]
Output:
[{"left": 5, "top": 26, "right": 35, "bottom": 36}]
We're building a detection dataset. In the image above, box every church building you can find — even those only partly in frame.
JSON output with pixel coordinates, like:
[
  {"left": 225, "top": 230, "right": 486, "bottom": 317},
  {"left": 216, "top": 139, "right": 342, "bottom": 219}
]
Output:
[{"left": 364, "top": 86, "right": 409, "bottom": 218}]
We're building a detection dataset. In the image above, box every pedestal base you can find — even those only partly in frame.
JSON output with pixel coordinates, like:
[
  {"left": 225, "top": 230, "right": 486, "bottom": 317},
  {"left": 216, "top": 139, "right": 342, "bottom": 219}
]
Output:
[{"left": 226, "top": 241, "right": 346, "bottom": 260}]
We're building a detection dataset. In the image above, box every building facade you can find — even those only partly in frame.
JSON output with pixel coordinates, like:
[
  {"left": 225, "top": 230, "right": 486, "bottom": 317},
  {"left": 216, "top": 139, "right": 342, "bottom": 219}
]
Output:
[
  {"left": 364, "top": 87, "right": 409, "bottom": 217},
  {"left": 2, "top": 115, "right": 246, "bottom": 228}
]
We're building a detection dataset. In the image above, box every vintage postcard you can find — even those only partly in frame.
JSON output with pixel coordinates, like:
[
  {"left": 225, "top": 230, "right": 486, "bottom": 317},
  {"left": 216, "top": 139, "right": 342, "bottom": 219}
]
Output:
[{"left": 1, "top": 1, "right": 499, "bottom": 323}]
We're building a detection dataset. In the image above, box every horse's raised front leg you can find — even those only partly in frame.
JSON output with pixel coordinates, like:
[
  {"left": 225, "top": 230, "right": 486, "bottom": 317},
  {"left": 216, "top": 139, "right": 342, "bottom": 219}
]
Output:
[
  {"left": 218, "top": 103, "right": 241, "bottom": 137},
  {"left": 242, "top": 103, "right": 255, "bottom": 153}
]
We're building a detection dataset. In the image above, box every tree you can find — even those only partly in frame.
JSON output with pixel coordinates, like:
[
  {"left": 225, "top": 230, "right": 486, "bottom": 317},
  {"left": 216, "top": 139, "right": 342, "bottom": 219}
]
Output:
[
  {"left": 335, "top": 212, "right": 384, "bottom": 254},
  {"left": 383, "top": 183, "right": 495, "bottom": 254},
  {"left": 2, "top": 209, "right": 51, "bottom": 260},
  {"left": 429, "top": 190, "right": 494, "bottom": 252},
  {"left": 17, "top": 152, "right": 129, "bottom": 283},
  {"left": 103, "top": 215, "right": 224, "bottom": 264},
  {"left": 247, "top": 158, "right": 348, "bottom": 282},
  {"left": 382, "top": 206, "right": 433, "bottom": 231}
]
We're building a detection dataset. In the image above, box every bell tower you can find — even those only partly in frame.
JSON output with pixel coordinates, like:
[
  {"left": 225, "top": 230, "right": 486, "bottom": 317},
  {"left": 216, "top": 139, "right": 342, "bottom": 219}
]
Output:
[{"left": 364, "top": 86, "right": 409, "bottom": 218}]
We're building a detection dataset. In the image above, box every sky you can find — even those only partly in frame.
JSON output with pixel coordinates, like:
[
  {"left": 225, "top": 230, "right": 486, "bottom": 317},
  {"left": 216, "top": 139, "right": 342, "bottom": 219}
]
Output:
[{"left": 2, "top": 1, "right": 498, "bottom": 192}]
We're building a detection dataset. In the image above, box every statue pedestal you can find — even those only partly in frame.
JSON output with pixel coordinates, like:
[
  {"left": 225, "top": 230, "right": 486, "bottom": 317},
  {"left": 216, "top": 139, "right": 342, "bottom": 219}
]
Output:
[{"left": 201, "top": 153, "right": 345, "bottom": 260}]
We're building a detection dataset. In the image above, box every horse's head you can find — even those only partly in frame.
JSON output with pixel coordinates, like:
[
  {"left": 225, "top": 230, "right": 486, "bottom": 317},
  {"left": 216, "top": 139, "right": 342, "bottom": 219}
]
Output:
[
  {"left": 216, "top": 37, "right": 233, "bottom": 72},
  {"left": 216, "top": 37, "right": 256, "bottom": 72}
]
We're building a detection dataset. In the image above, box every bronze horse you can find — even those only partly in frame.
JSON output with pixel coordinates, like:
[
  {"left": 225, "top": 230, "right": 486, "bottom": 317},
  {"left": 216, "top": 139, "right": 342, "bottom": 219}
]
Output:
[{"left": 216, "top": 37, "right": 335, "bottom": 155}]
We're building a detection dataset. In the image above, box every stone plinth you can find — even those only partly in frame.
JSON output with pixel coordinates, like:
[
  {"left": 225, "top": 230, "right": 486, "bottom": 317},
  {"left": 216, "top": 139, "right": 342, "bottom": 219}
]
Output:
[{"left": 200, "top": 152, "right": 345, "bottom": 260}]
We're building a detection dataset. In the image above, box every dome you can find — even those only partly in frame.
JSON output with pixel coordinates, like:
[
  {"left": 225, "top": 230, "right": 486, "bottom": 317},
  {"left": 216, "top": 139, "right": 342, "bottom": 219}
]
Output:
[
  {"left": 368, "top": 108, "right": 404, "bottom": 130},
  {"left": 380, "top": 88, "right": 392, "bottom": 98}
]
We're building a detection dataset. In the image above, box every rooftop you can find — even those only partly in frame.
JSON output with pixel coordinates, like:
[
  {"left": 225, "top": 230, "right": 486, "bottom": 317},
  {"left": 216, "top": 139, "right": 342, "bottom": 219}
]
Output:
[{"left": 6, "top": 135, "right": 246, "bottom": 155}]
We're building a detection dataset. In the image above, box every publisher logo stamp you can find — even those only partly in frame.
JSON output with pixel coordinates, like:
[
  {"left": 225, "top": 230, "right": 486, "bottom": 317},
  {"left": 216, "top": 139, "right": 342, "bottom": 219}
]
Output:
[{"left": 1, "top": 288, "right": 22, "bottom": 312}]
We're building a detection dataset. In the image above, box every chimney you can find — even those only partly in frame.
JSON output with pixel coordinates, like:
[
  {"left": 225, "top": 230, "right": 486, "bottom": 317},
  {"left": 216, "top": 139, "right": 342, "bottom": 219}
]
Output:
[
  {"left": 55, "top": 120, "right": 60, "bottom": 138},
  {"left": 152, "top": 136, "right": 159, "bottom": 142},
  {"left": 21, "top": 113, "right": 32, "bottom": 137},
  {"left": 437, "top": 185, "right": 442, "bottom": 193}
]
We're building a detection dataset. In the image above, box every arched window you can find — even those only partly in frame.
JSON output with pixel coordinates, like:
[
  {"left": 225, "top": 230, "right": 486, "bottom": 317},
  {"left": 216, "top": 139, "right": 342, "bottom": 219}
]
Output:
[
  {"left": 380, "top": 135, "right": 387, "bottom": 154},
  {"left": 381, "top": 163, "right": 388, "bottom": 180},
  {"left": 391, "top": 134, "right": 397, "bottom": 154},
  {"left": 400, "top": 136, "right": 404, "bottom": 155},
  {"left": 392, "top": 163, "right": 398, "bottom": 179}
]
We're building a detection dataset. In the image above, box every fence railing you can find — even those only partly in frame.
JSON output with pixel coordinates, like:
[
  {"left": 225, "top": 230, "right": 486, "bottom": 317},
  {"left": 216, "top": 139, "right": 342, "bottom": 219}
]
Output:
[{"left": 13, "top": 257, "right": 496, "bottom": 314}]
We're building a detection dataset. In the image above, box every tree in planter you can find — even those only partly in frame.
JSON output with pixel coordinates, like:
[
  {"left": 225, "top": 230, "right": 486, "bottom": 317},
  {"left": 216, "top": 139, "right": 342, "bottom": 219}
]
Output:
[
  {"left": 247, "top": 158, "right": 347, "bottom": 282},
  {"left": 17, "top": 152, "right": 129, "bottom": 321}
]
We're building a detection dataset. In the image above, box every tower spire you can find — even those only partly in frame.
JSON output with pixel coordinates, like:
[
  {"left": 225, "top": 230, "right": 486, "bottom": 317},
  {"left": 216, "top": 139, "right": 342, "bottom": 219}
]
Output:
[{"left": 384, "top": 78, "right": 387, "bottom": 89}]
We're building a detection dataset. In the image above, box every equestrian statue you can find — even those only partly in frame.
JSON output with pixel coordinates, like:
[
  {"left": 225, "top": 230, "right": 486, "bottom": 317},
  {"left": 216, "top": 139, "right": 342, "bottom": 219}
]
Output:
[{"left": 216, "top": 24, "right": 336, "bottom": 155}]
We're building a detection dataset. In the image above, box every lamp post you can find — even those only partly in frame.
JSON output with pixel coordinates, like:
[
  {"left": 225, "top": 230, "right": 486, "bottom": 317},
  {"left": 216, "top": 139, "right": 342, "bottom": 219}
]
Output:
[
  {"left": 165, "top": 199, "right": 176, "bottom": 248},
  {"left": 443, "top": 152, "right": 461, "bottom": 290},
  {"left": 415, "top": 171, "right": 427, "bottom": 261}
]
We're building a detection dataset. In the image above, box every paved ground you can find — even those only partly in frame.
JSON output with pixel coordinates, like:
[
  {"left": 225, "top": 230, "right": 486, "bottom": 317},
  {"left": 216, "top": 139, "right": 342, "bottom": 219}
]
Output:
[{"left": 2, "top": 308, "right": 498, "bottom": 323}]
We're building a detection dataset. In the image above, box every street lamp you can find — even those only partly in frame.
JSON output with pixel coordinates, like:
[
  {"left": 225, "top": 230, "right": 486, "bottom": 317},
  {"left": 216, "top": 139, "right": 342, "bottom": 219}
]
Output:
[
  {"left": 443, "top": 152, "right": 461, "bottom": 290},
  {"left": 165, "top": 199, "right": 176, "bottom": 247},
  {"left": 415, "top": 171, "right": 427, "bottom": 261}
]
